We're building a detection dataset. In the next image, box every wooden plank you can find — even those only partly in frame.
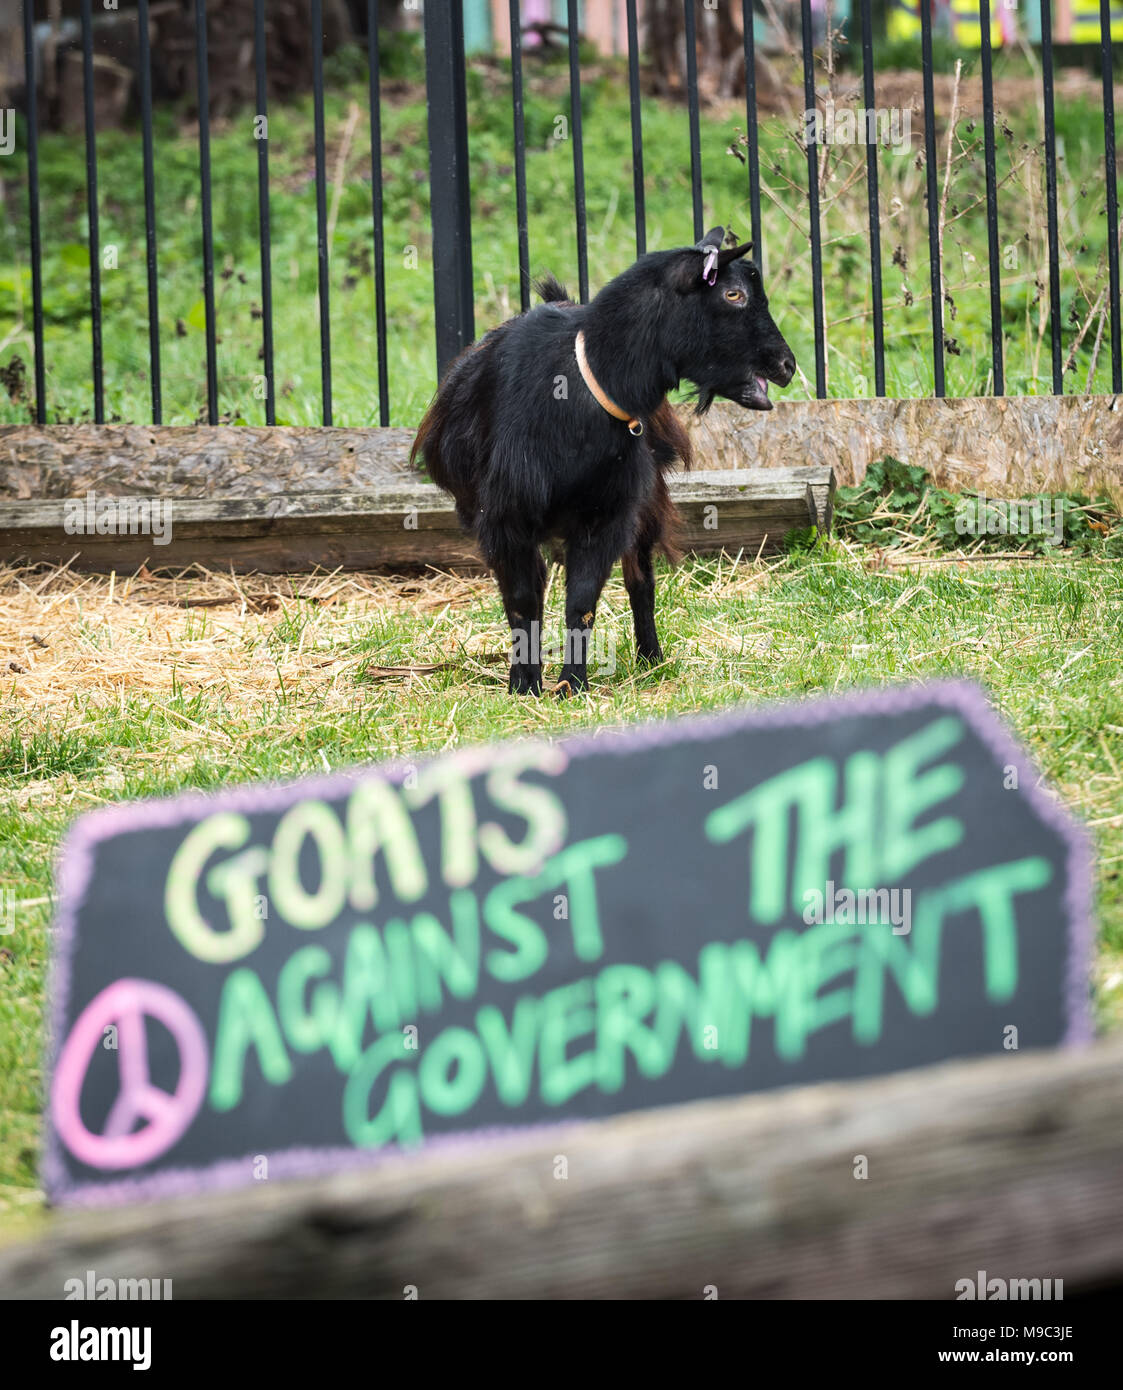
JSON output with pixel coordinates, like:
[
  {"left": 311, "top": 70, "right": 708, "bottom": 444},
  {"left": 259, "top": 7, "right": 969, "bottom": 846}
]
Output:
[
  {"left": 701, "top": 465, "right": 835, "bottom": 531},
  {"left": 1, "top": 1038, "right": 1120, "bottom": 1300},
  {"left": 0, "top": 474, "right": 822, "bottom": 574}
]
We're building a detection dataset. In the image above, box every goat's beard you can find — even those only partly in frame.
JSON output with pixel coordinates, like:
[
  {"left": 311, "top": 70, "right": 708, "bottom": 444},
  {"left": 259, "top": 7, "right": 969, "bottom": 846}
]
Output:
[
  {"left": 691, "top": 386, "right": 716, "bottom": 416},
  {"left": 690, "top": 382, "right": 773, "bottom": 414}
]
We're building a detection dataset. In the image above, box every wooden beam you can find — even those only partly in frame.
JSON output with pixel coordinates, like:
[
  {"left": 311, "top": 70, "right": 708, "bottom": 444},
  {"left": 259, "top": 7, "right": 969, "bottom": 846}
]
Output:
[
  {"left": 0, "top": 472, "right": 825, "bottom": 574},
  {"left": 1, "top": 1039, "right": 1120, "bottom": 1300}
]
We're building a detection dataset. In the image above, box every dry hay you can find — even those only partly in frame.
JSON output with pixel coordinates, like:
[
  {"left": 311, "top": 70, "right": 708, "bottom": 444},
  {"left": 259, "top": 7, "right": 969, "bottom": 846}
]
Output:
[
  {"left": 0, "top": 555, "right": 781, "bottom": 728},
  {"left": 0, "top": 563, "right": 501, "bottom": 724}
]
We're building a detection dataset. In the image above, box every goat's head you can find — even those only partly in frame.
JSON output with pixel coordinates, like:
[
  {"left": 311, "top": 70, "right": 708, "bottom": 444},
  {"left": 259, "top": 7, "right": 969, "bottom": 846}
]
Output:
[{"left": 663, "top": 226, "right": 796, "bottom": 413}]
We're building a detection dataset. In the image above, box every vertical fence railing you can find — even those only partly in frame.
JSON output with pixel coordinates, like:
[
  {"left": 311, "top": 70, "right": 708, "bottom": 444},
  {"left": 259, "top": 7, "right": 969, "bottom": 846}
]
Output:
[
  {"left": 919, "top": 0, "right": 945, "bottom": 397},
  {"left": 80, "top": 0, "right": 104, "bottom": 423},
  {"left": 683, "top": 0, "right": 704, "bottom": 242},
  {"left": 626, "top": 0, "right": 647, "bottom": 258},
  {"left": 21, "top": 0, "right": 46, "bottom": 424},
  {"left": 194, "top": 0, "right": 219, "bottom": 423},
  {"left": 367, "top": 0, "right": 390, "bottom": 424},
  {"left": 566, "top": 0, "right": 590, "bottom": 303},
  {"left": 312, "top": 0, "right": 334, "bottom": 425},
  {"left": 741, "top": 0, "right": 762, "bottom": 260},
  {"left": 509, "top": 0, "right": 531, "bottom": 313},
  {"left": 978, "top": 0, "right": 1004, "bottom": 396},
  {"left": 137, "top": 0, "right": 163, "bottom": 423},
  {"left": 253, "top": 0, "right": 276, "bottom": 426},
  {"left": 424, "top": 0, "right": 474, "bottom": 376},
  {"left": 800, "top": 0, "right": 827, "bottom": 397},
  {"left": 1101, "top": 0, "right": 1122, "bottom": 393},
  {"left": 858, "top": 0, "right": 885, "bottom": 396},
  {"left": 1039, "top": 0, "right": 1063, "bottom": 394}
]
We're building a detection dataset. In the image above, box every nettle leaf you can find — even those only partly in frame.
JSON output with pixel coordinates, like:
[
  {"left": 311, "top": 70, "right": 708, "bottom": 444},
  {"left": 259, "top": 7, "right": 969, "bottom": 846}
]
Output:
[{"left": 833, "top": 456, "right": 1123, "bottom": 556}]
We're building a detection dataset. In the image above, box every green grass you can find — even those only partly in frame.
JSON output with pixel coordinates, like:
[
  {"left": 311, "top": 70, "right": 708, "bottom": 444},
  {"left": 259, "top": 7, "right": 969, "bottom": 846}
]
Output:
[
  {"left": 1, "top": 39, "right": 1122, "bottom": 423},
  {"left": 1, "top": 546, "right": 1121, "bottom": 1225}
]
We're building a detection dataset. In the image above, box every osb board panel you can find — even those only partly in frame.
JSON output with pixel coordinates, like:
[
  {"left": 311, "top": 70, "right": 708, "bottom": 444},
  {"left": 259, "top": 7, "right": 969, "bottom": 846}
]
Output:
[
  {"left": 0, "top": 426, "right": 418, "bottom": 499},
  {"left": 685, "top": 395, "right": 1123, "bottom": 503},
  {"left": 2, "top": 395, "right": 1120, "bottom": 503}
]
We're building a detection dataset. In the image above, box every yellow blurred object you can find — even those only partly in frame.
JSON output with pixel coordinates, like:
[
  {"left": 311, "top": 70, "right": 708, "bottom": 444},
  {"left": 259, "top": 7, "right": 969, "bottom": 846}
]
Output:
[
  {"left": 888, "top": 0, "right": 921, "bottom": 43},
  {"left": 950, "top": 0, "right": 989, "bottom": 47},
  {"left": 889, "top": 0, "right": 1122, "bottom": 45},
  {"left": 1070, "top": 0, "right": 1123, "bottom": 42}
]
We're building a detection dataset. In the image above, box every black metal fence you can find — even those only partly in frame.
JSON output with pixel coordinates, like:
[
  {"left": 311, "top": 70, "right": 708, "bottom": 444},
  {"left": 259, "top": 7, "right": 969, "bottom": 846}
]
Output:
[{"left": 9, "top": 1, "right": 1123, "bottom": 427}]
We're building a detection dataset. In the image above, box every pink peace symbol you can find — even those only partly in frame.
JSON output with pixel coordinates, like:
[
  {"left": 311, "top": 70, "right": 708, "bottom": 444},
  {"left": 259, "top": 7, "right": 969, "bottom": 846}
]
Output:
[{"left": 52, "top": 978, "right": 208, "bottom": 1170}]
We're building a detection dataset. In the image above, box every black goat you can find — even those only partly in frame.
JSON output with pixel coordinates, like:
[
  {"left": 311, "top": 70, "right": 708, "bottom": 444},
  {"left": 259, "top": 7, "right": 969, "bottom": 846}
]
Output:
[{"left": 411, "top": 226, "right": 796, "bottom": 694}]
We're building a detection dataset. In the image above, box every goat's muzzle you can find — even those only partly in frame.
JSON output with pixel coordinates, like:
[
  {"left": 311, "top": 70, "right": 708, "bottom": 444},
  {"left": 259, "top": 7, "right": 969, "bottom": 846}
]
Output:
[
  {"left": 771, "top": 348, "right": 797, "bottom": 388},
  {"left": 736, "top": 348, "right": 796, "bottom": 410}
]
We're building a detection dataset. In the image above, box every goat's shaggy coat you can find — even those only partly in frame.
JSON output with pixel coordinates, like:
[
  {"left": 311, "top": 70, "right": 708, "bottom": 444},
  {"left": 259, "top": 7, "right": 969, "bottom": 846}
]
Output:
[{"left": 412, "top": 227, "right": 795, "bottom": 693}]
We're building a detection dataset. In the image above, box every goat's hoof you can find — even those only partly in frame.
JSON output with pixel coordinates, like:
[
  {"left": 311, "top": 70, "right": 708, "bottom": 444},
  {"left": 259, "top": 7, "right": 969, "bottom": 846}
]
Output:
[
  {"left": 555, "top": 671, "right": 588, "bottom": 698},
  {"left": 509, "top": 668, "right": 542, "bottom": 696},
  {"left": 637, "top": 647, "right": 664, "bottom": 667}
]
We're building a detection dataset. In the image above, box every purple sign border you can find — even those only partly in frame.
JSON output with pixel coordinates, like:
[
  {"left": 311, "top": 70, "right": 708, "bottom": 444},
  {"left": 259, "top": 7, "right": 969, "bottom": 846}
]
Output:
[{"left": 42, "top": 678, "right": 1095, "bottom": 1208}]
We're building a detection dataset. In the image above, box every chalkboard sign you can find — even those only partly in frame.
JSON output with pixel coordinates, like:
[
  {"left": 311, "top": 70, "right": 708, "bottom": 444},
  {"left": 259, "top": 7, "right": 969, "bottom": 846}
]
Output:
[{"left": 44, "top": 680, "right": 1092, "bottom": 1206}]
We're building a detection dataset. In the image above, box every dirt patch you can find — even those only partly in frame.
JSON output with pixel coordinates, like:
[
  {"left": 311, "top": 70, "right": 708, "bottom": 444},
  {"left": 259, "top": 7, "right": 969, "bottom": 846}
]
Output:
[{"left": 737, "top": 63, "right": 1118, "bottom": 125}]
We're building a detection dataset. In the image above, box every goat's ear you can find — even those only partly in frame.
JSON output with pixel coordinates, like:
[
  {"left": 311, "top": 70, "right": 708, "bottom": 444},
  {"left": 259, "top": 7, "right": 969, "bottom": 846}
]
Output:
[
  {"left": 717, "top": 240, "right": 753, "bottom": 268},
  {"left": 666, "top": 233, "right": 754, "bottom": 292},
  {"left": 695, "top": 226, "right": 726, "bottom": 253},
  {"left": 665, "top": 249, "right": 709, "bottom": 294}
]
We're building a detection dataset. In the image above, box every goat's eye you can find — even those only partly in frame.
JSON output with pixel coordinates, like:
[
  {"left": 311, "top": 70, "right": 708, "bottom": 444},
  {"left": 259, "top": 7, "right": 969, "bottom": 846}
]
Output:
[{"left": 724, "top": 288, "right": 745, "bottom": 303}]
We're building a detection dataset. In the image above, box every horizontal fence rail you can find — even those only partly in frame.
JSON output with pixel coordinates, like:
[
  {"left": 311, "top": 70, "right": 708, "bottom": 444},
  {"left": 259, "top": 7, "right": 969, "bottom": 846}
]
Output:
[{"left": 3, "top": 1, "right": 1121, "bottom": 426}]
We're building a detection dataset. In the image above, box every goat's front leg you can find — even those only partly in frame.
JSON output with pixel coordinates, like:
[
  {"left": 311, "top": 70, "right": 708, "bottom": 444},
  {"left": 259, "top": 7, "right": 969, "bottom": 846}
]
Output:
[
  {"left": 489, "top": 539, "right": 547, "bottom": 695},
  {"left": 558, "top": 532, "right": 619, "bottom": 695}
]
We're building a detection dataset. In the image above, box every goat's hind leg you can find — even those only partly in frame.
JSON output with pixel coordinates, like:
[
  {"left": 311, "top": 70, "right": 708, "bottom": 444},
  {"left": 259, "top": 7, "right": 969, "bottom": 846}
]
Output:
[
  {"left": 489, "top": 538, "right": 547, "bottom": 695},
  {"left": 622, "top": 498, "right": 666, "bottom": 666},
  {"left": 622, "top": 539, "right": 662, "bottom": 666}
]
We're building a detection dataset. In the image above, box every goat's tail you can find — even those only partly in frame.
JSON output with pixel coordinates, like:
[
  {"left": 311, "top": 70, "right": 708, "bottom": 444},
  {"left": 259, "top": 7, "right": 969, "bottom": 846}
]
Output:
[
  {"left": 534, "top": 273, "right": 572, "bottom": 305},
  {"left": 409, "top": 340, "right": 491, "bottom": 524},
  {"left": 409, "top": 352, "right": 465, "bottom": 498},
  {"left": 409, "top": 389, "right": 446, "bottom": 479}
]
